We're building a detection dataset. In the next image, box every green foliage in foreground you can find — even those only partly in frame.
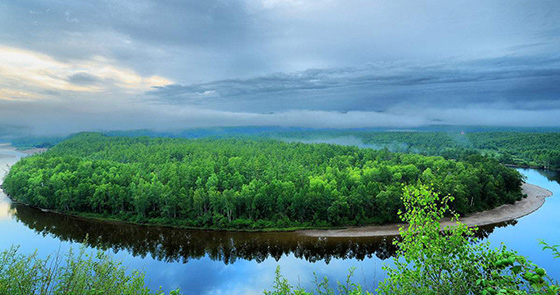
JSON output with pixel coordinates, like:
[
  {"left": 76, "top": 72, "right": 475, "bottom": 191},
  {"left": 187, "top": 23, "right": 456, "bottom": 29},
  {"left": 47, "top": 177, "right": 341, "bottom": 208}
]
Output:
[
  {"left": 266, "top": 185, "right": 559, "bottom": 295},
  {"left": 0, "top": 244, "right": 181, "bottom": 295},
  {"left": 265, "top": 267, "right": 373, "bottom": 295},
  {"left": 3, "top": 133, "right": 522, "bottom": 229}
]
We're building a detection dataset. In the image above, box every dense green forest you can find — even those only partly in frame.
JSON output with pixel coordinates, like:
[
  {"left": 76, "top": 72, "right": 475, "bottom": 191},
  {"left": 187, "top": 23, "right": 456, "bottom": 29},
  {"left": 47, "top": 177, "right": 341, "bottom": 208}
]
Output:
[{"left": 3, "top": 133, "right": 522, "bottom": 229}]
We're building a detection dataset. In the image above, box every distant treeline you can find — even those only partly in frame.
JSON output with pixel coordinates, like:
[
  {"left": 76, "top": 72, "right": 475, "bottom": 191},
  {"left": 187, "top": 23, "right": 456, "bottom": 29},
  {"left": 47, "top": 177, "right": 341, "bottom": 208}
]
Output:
[
  {"left": 9, "top": 127, "right": 560, "bottom": 170},
  {"left": 3, "top": 133, "right": 522, "bottom": 229},
  {"left": 9, "top": 136, "right": 65, "bottom": 150}
]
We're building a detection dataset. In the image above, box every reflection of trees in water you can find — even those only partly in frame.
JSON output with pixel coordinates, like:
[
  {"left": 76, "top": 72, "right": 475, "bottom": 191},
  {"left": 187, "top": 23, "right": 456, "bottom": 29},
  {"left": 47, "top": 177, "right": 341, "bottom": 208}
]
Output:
[
  {"left": 12, "top": 203, "right": 398, "bottom": 264},
  {"left": 474, "top": 220, "right": 518, "bottom": 240},
  {"left": 11, "top": 202, "right": 519, "bottom": 265},
  {"left": 535, "top": 169, "right": 560, "bottom": 184}
]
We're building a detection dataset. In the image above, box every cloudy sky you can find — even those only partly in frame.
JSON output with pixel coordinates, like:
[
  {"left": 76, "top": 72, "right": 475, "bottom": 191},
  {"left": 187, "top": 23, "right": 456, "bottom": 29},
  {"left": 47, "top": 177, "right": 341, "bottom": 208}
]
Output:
[{"left": 1, "top": 0, "right": 559, "bottom": 135}]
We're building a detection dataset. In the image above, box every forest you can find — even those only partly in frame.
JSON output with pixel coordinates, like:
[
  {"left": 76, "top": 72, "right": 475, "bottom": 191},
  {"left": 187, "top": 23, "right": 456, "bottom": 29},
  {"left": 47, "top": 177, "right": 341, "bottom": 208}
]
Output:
[{"left": 3, "top": 132, "right": 523, "bottom": 230}]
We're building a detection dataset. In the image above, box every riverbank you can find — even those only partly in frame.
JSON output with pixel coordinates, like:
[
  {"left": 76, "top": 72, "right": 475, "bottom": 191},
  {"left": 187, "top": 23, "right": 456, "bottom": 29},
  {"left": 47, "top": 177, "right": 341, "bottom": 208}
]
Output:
[{"left": 299, "top": 182, "right": 553, "bottom": 237}]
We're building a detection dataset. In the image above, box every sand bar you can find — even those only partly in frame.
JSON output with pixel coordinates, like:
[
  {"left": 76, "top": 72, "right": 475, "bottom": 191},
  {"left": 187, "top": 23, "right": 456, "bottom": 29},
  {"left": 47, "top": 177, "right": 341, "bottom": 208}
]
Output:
[{"left": 299, "top": 182, "right": 553, "bottom": 237}]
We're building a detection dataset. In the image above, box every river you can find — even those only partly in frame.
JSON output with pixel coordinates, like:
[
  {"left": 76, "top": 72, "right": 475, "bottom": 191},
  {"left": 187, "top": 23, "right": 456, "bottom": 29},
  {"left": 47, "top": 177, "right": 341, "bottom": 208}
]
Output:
[{"left": 0, "top": 147, "right": 558, "bottom": 294}]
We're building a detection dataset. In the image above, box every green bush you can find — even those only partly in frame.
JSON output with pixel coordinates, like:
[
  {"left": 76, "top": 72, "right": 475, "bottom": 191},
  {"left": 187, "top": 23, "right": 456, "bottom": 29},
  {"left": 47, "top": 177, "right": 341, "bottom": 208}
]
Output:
[{"left": 0, "top": 244, "right": 181, "bottom": 295}]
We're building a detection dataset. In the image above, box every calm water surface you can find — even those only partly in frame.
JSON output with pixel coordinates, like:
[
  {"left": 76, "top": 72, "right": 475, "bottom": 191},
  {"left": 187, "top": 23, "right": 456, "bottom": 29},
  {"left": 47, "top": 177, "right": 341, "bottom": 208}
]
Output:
[{"left": 0, "top": 149, "right": 558, "bottom": 294}]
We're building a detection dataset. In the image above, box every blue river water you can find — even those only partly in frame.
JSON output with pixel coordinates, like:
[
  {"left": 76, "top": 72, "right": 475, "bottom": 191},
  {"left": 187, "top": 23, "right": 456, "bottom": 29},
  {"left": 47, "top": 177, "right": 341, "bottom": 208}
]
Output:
[{"left": 0, "top": 148, "right": 558, "bottom": 294}]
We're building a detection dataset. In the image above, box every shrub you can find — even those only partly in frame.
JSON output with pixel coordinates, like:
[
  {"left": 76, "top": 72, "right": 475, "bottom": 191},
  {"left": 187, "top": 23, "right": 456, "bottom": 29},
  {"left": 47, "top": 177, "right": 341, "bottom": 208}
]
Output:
[{"left": 0, "top": 244, "right": 181, "bottom": 295}]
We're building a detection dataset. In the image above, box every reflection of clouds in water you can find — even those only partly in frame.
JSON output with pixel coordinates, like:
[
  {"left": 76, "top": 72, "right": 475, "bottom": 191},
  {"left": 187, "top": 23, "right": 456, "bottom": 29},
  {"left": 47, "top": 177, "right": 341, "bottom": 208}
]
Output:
[
  {"left": 208, "top": 254, "right": 385, "bottom": 294},
  {"left": 0, "top": 202, "right": 14, "bottom": 221},
  {"left": 0, "top": 150, "right": 21, "bottom": 220},
  {"left": 200, "top": 263, "right": 276, "bottom": 295},
  {"left": 133, "top": 254, "right": 386, "bottom": 295}
]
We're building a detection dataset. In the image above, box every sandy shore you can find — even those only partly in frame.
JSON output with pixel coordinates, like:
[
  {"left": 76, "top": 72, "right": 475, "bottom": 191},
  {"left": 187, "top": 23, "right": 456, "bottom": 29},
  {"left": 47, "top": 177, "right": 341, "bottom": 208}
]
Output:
[{"left": 299, "top": 182, "right": 553, "bottom": 237}]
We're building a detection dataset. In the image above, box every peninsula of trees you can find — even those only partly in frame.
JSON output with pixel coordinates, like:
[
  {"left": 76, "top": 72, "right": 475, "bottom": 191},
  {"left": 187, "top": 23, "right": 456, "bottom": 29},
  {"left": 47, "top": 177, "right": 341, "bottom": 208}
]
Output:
[{"left": 2, "top": 133, "right": 523, "bottom": 230}]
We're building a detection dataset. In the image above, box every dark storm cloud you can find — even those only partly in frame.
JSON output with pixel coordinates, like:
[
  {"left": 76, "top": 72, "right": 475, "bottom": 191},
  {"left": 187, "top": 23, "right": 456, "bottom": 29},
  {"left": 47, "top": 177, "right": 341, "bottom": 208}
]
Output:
[
  {"left": 147, "top": 55, "right": 560, "bottom": 112},
  {"left": 3, "top": 0, "right": 560, "bottom": 81}
]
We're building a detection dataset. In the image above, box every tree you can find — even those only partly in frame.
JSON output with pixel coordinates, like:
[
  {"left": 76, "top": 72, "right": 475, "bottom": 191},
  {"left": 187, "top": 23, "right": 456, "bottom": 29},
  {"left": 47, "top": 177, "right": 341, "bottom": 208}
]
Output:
[{"left": 377, "top": 184, "right": 559, "bottom": 295}]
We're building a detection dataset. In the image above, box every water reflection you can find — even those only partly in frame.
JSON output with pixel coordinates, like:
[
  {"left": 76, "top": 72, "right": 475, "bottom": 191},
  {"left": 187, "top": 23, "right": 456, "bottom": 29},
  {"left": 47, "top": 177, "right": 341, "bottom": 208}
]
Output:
[
  {"left": 475, "top": 220, "right": 518, "bottom": 239},
  {"left": 11, "top": 202, "right": 399, "bottom": 264},
  {"left": 10, "top": 200, "right": 520, "bottom": 265},
  {"left": 535, "top": 169, "right": 560, "bottom": 183}
]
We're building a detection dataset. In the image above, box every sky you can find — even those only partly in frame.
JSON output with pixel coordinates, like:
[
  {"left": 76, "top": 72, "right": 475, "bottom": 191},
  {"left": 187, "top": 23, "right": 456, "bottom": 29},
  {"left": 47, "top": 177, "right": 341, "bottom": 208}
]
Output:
[{"left": 1, "top": 0, "right": 559, "bottom": 135}]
